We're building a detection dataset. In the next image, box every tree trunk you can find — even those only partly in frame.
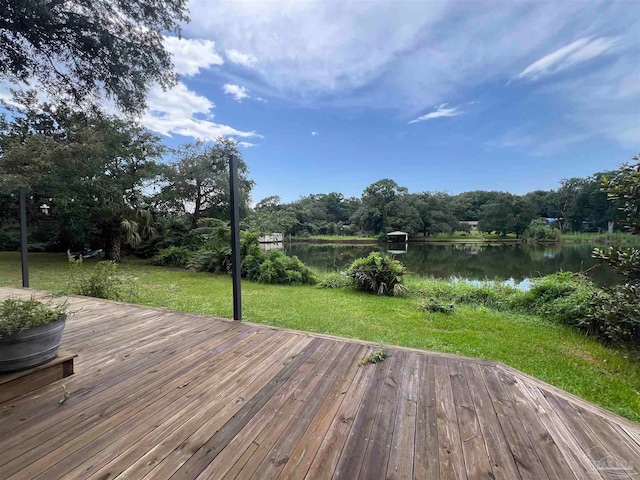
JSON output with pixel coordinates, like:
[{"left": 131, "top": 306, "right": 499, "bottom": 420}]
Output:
[
  {"left": 192, "top": 182, "right": 202, "bottom": 228},
  {"left": 105, "top": 235, "right": 122, "bottom": 262},
  {"left": 111, "top": 236, "right": 122, "bottom": 263}
]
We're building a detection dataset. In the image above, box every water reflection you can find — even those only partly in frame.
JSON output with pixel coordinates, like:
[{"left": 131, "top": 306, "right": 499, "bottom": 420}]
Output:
[
  {"left": 387, "top": 242, "right": 408, "bottom": 255},
  {"left": 450, "top": 276, "right": 533, "bottom": 291},
  {"left": 259, "top": 242, "right": 284, "bottom": 251},
  {"left": 285, "top": 242, "right": 619, "bottom": 286}
]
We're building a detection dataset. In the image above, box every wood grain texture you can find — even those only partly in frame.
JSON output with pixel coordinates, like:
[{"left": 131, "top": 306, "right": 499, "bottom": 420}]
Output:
[{"left": 0, "top": 287, "right": 637, "bottom": 480}]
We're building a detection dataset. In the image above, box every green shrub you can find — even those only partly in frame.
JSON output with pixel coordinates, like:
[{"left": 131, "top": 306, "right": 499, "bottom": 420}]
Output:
[
  {"left": 188, "top": 227, "right": 263, "bottom": 275},
  {"left": 0, "top": 297, "right": 69, "bottom": 338},
  {"left": 511, "top": 272, "right": 595, "bottom": 326},
  {"left": 586, "top": 284, "right": 640, "bottom": 345},
  {"left": 523, "top": 219, "right": 560, "bottom": 242},
  {"left": 187, "top": 248, "right": 231, "bottom": 273},
  {"left": 67, "top": 256, "right": 138, "bottom": 301},
  {"left": 182, "top": 227, "right": 315, "bottom": 285},
  {"left": 347, "top": 252, "right": 407, "bottom": 296},
  {"left": 252, "top": 251, "right": 316, "bottom": 285},
  {"left": 151, "top": 246, "right": 192, "bottom": 268}
]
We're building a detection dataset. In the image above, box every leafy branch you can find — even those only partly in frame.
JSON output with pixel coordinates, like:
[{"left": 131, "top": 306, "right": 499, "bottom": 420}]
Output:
[{"left": 358, "top": 349, "right": 388, "bottom": 366}]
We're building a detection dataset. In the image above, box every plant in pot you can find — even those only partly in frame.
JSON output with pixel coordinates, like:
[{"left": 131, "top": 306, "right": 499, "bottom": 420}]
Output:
[{"left": 0, "top": 298, "right": 70, "bottom": 373}]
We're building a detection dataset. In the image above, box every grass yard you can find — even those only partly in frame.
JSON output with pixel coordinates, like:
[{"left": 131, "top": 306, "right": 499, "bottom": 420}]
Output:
[
  {"left": 561, "top": 232, "right": 640, "bottom": 245},
  {"left": 1, "top": 251, "right": 639, "bottom": 421}
]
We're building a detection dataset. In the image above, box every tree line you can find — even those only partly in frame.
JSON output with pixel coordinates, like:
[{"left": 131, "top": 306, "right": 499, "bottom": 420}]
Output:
[
  {"left": 248, "top": 174, "right": 621, "bottom": 238},
  {"left": 0, "top": 93, "right": 626, "bottom": 263}
]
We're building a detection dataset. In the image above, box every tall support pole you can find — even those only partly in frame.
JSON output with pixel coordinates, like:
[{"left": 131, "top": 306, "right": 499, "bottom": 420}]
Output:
[
  {"left": 229, "top": 153, "right": 242, "bottom": 320},
  {"left": 19, "top": 187, "right": 29, "bottom": 288}
]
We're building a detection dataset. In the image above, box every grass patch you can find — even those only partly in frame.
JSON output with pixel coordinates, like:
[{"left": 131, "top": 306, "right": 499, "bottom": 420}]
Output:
[
  {"left": 561, "top": 232, "right": 640, "bottom": 246},
  {"left": 1, "top": 251, "right": 639, "bottom": 421}
]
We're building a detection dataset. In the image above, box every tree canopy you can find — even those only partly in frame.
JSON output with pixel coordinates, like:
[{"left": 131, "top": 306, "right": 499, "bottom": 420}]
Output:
[
  {"left": 157, "top": 139, "right": 254, "bottom": 228},
  {"left": 0, "top": 97, "right": 165, "bottom": 259},
  {"left": 0, "top": 0, "right": 189, "bottom": 114}
]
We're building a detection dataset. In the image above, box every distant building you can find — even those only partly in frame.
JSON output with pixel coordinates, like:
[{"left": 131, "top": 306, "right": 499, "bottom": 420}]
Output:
[
  {"left": 259, "top": 233, "right": 284, "bottom": 243},
  {"left": 386, "top": 231, "right": 409, "bottom": 243},
  {"left": 461, "top": 220, "right": 479, "bottom": 231}
]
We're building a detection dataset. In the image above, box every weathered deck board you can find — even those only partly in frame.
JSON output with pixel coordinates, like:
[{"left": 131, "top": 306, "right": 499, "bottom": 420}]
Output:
[{"left": 0, "top": 287, "right": 638, "bottom": 480}]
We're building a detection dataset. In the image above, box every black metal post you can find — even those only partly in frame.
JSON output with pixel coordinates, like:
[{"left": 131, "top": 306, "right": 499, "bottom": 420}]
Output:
[
  {"left": 19, "top": 187, "right": 29, "bottom": 288},
  {"left": 229, "top": 153, "right": 242, "bottom": 320}
]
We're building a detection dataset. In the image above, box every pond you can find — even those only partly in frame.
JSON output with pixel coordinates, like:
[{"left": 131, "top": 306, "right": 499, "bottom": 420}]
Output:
[{"left": 283, "top": 242, "right": 620, "bottom": 286}]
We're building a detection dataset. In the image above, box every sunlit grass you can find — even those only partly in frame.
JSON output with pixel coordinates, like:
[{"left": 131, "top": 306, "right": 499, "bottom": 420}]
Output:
[
  {"left": 561, "top": 232, "right": 640, "bottom": 245},
  {"left": 1, "top": 251, "right": 638, "bottom": 421}
]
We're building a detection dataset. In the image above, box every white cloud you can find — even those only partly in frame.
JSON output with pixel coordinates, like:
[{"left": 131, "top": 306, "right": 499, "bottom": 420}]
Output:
[
  {"left": 163, "top": 36, "right": 224, "bottom": 77},
  {"left": 408, "top": 104, "right": 462, "bottom": 124},
  {"left": 185, "top": 1, "right": 637, "bottom": 109},
  {"left": 311, "top": 131, "right": 318, "bottom": 136},
  {"left": 547, "top": 58, "right": 640, "bottom": 146},
  {"left": 181, "top": 1, "right": 638, "bottom": 146},
  {"left": 488, "top": 130, "right": 590, "bottom": 156},
  {"left": 142, "top": 82, "right": 260, "bottom": 141},
  {"left": 238, "top": 141, "right": 257, "bottom": 148},
  {"left": 515, "top": 36, "right": 618, "bottom": 81},
  {"left": 223, "top": 83, "right": 251, "bottom": 102},
  {"left": 226, "top": 49, "right": 258, "bottom": 67}
]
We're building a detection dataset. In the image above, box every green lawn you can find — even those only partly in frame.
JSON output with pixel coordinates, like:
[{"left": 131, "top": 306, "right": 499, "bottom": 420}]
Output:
[
  {"left": 561, "top": 232, "right": 640, "bottom": 245},
  {"left": 1, "top": 251, "right": 639, "bottom": 422}
]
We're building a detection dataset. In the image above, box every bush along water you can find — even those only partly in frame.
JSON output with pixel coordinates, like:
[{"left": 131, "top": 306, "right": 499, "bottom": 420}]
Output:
[
  {"left": 153, "top": 226, "right": 316, "bottom": 285},
  {"left": 347, "top": 252, "right": 407, "bottom": 296},
  {"left": 523, "top": 218, "right": 560, "bottom": 242},
  {"left": 586, "top": 155, "right": 640, "bottom": 346},
  {"left": 511, "top": 272, "right": 596, "bottom": 326}
]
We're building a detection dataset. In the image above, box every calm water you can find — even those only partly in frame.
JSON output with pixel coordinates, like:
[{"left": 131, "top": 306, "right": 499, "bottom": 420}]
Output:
[{"left": 283, "top": 242, "right": 619, "bottom": 286}]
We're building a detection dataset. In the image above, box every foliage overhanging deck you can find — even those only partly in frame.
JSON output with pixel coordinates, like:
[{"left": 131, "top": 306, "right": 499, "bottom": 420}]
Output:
[{"left": 0, "top": 287, "right": 638, "bottom": 479}]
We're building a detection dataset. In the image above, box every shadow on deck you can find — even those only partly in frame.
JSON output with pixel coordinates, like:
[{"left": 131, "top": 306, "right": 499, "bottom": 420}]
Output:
[{"left": 0, "top": 287, "right": 638, "bottom": 479}]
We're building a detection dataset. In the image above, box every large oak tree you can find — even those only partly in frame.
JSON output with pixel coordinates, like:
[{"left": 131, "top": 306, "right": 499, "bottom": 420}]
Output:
[
  {"left": 0, "top": 0, "right": 189, "bottom": 114},
  {"left": 1, "top": 96, "right": 165, "bottom": 260}
]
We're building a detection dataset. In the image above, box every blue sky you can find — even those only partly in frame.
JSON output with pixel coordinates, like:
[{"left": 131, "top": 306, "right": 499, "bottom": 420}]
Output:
[{"left": 139, "top": 1, "right": 638, "bottom": 202}]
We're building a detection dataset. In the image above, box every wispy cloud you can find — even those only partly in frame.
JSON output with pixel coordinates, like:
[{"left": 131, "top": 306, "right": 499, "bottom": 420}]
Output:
[
  {"left": 226, "top": 49, "right": 258, "bottom": 67},
  {"left": 546, "top": 58, "right": 640, "bottom": 146},
  {"left": 185, "top": 2, "right": 636, "bottom": 112},
  {"left": 311, "top": 131, "right": 318, "bottom": 136},
  {"left": 238, "top": 141, "right": 257, "bottom": 148},
  {"left": 142, "top": 83, "right": 260, "bottom": 141},
  {"left": 487, "top": 130, "right": 590, "bottom": 156},
  {"left": 163, "top": 36, "right": 224, "bottom": 77},
  {"left": 408, "top": 104, "right": 462, "bottom": 124},
  {"left": 223, "top": 84, "right": 251, "bottom": 102},
  {"left": 515, "top": 36, "right": 618, "bottom": 81}
]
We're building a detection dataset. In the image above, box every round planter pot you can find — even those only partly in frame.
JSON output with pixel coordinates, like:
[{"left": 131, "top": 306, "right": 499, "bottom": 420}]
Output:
[{"left": 0, "top": 316, "right": 66, "bottom": 374}]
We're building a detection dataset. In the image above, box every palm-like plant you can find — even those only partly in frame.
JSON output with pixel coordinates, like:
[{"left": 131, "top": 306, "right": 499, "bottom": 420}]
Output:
[
  {"left": 107, "top": 209, "right": 159, "bottom": 262},
  {"left": 347, "top": 252, "right": 407, "bottom": 296}
]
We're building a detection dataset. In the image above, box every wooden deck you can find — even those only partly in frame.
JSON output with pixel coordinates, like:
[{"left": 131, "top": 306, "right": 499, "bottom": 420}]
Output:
[{"left": 0, "top": 287, "right": 638, "bottom": 480}]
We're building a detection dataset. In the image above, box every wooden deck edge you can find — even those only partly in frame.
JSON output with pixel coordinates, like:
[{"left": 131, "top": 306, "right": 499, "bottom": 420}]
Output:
[
  {"left": 0, "top": 351, "right": 76, "bottom": 404},
  {"left": 0, "top": 288, "right": 499, "bottom": 367},
  {"left": 2, "top": 287, "right": 637, "bottom": 430},
  {"left": 496, "top": 363, "right": 640, "bottom": 431}
]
